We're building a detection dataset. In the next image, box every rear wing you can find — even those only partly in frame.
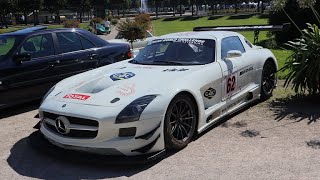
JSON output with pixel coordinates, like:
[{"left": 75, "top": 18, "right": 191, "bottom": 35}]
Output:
[{"left": 193, "top": 23, "right": 291, "bottom": 44}]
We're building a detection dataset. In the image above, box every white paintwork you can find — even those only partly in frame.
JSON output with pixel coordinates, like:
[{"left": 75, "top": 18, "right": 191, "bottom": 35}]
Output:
[{"left": 39, "top": 31, "right": 278, "bottom": 156}]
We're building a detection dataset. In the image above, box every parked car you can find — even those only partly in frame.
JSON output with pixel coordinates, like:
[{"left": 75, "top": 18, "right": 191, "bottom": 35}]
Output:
[
  {"left": 36, "top": 31, "right": 277, "bottom": 158},
  {"left": 0, "top": 26, "right": 132, "bottom": 109},
  {"left": 108, "top": 30, "right": 157, "bottom": 49}
]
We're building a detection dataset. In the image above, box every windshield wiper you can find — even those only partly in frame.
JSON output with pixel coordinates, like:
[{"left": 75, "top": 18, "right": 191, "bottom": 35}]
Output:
[
  {"left": 129, "top": 59, "right": 142, "bottom": 64},
  {"left": 152, "top": 60, "right": 184, "bottom": 65}
]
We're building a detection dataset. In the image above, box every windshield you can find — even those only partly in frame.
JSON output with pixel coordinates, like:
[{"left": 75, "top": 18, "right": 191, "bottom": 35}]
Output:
[
  {"left": 131, "top": 38, "right": 215, "bottom": 65},
  {"left": 0, "top": 35, "right": 21, "bottom": 60}
]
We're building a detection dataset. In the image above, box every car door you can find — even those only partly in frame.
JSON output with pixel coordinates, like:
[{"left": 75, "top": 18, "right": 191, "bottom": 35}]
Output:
[
  {"left": 54, "top": 31, "right": 98, "bottom": 79},
  {"left": 218, "top": 36, "right": 251, "bottom": 101},
  {"left": 0, "top": 33, "right": 57, "bottom": 105}
]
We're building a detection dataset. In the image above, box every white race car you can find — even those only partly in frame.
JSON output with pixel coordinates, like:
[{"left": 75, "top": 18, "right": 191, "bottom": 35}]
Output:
[{"left": 38, "top": 31, "right": 277, "bottom": 157}]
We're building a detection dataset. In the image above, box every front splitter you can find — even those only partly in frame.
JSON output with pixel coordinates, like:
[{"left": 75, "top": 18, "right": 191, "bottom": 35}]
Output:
[{"left": 28, "top": 130, "right": 166, "bottom": 165}]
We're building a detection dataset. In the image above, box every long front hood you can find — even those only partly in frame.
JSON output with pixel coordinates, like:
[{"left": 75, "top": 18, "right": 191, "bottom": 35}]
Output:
[{"left": 51, "top": 62, "right": 204, "bottom": 107}]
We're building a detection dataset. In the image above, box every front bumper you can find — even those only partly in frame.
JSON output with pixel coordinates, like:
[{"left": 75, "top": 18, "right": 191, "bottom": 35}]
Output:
[
  {"left": 29, "top": 130, "right": 166, "bottom": 165},
  {"left": 39, "top": 101, "right": 165, "bottom": 156}
]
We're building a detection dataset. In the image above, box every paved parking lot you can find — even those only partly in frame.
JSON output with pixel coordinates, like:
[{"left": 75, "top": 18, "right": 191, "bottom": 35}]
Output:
[{"left": 1, "top": 89, "right": 320, "bottom": 179}]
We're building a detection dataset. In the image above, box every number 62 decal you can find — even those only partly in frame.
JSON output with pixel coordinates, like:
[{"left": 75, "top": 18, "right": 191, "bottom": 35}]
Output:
[{"left": 226, "top": 74, "right": 237, "bottom": 94}]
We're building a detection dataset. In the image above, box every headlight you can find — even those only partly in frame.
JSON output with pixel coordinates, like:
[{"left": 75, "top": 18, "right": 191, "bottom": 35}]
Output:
[
  {"left": 115, "top": 95, "right": 157, "bottom": 124},
  {"left": 40, "top": 85, "right": 55, "bottom": 105}
]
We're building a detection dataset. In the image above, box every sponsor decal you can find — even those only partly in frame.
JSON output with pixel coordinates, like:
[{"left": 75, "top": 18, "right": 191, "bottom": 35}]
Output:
[
  {"left": 134, "top": 66, "right": 154, "bottom": 69},
  {"left": 116, "top": 66, "right": 126, "bottom": 70},
  {"left": 163, "top": 68, "right": 189, "bottom": 72},
  {"left": 175, "top": 32, "right": 199, "bottom": 36},
  {"left": 240, "top": 66, "right": 254, "bottom": 76},
  {"left": 221, "top": 97, "right": 246, "bottom": 114},
  {"left": 204, "top": 88, "right": 216, "bottom": 99},
  {"left": 152, "top": 38, "right": 205, "bottom": 45},
  {"left": 63, "top": 94, "right": 91, "bottom": 101},
  {"left": 117, "top": 83, "right": 135, "bottom": 96},
  {"left": 110, "top": 72, "right": 135, "bottom": 81}
]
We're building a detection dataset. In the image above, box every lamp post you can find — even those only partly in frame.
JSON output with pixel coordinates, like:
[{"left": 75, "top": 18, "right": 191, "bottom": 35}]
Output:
[{"left": 33, "top": 10, "right": 39, "bottom": 26}]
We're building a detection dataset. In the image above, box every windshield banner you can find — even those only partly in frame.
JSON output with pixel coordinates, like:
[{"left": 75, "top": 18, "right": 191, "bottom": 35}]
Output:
[{"left": 152, "top": 38, "right": 206, "bottom": 45}]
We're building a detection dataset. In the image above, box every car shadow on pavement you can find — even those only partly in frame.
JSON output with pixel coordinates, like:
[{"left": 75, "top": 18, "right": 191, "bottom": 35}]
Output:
[
  {"left": 0, "top": 100, "right": 40, "bottom": 119},
  {"left": 194, "top": 101, "right": 259, "bottom": 140},
  {"left": 7, "top": 133, "right": 174, "bottom": 179},
  {"left": 269, "top": 95, "right": 320, "bottom": 124}
]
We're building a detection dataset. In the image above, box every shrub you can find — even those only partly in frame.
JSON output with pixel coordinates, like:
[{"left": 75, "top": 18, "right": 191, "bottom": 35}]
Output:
[
  {"left": 111, "top": 18, "right": 119, "bottom": 25},
  {"left": 135, "top": 13, "right": 151, "bottom": 30},
  {"left": 117, "top": 19, "right": 145, "bottom": 48},
  {"left": 269, "top": 0, "right": 320, "bottom": 44},
  {"left": 265, "top": 39, "right": 278, "bottom": 49},
  {"left": 63, "top": 19, "right": 80, "bottom": 28},
  {"left": 282, "top": 23, "right": 320, "bottom": 94},
  {"left": 90, "top": 17, "right": 104, "bottom": 24}
]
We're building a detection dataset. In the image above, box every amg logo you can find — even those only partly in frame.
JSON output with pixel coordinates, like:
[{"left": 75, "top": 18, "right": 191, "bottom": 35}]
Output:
[
  {"left": 63, "top": 94, "right": 91, "bottom": 101},
  {"left": 240, "top": 67, "right": 254, "bottom": 76}
]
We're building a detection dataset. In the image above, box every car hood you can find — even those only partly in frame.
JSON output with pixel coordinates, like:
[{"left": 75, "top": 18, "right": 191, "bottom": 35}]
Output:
[{"left": 51, "top": 62, "right": 204, "bottom": 107}]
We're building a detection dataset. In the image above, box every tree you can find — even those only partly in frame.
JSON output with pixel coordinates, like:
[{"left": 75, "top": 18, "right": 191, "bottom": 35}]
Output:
[
  {"left": 269, "top": 0, "right": 320, "bottom": 43},
  {"left": 0, "top": 0, "right": 11, "bottom": 26},
  {"left": 93, "top": 0, "right": 106, "bottom": 18},
  {"left": 179, "top": 0, "right": 190, "bottom": 16},
  {"left": 17, "top": 0, "right": 41, "bottom": 25},
  {"left": 68, "top": 0, "right": 92, "bottom": 22},
  {"left": 117, "top": 19, "right": 145, "bottom": 49},
  {"left": 43, "top": 0, "right": 67, "bottom": 24},
  {"left": 149, "top": 0, "right": 160, "bottom": 17}
]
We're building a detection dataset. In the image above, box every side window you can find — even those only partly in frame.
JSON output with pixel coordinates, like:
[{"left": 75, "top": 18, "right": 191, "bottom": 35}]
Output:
[
  {"left": 244, "top": 38, "right": 253, "bottom": 48},
  {"left": 80, "top": 36, "right": 95, "bottom": 50},
  {"left": 146, "top": 31, "right": 153, "bottom": 38},
  {"left": 221, "top": 36, "right": 245, "bottom": 59},
  {"left": 19, "top": 34, "right": 54, "bottom": 58},
  {"left": 56, "top": 32, "right": 82, "bottom": 53}
]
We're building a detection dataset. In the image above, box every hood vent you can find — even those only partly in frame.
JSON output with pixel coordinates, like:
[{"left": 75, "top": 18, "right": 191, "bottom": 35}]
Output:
[{"left": 76, "top": 77, "right": 115, "bottom": 94}]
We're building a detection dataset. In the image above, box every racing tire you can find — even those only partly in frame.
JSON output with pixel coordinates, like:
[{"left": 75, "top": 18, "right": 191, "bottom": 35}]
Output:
[
  {"left": 164, "top": 94, "right": 197, "bottom": 150},
  {"left": 260, "top": 60, "right": 277, "bottom": 100}
]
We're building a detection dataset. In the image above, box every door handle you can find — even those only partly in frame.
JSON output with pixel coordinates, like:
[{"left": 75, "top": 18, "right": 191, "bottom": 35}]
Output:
[
  {"left": 88, "top": 54, "right": 97, "bottom": 59},
  {"left": 49, "top": 60, "right": 60, "bottom": 66}
]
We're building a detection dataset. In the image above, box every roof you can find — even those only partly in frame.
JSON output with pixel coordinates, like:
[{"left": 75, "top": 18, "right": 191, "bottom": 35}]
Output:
[
  {"left": 2, "top": 26, "right": 48, "bottom": 35},
  {"left": 1, "top": 27, "right": 88, "bottom": 36},
  {"left": 158, "top": 31, "right": 241, "bottom": 40}
]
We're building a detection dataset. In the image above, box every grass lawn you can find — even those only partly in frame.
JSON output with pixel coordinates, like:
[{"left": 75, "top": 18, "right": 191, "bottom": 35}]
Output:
[{"left": 152, "top": 15, "right": 291, "bottom": 79}]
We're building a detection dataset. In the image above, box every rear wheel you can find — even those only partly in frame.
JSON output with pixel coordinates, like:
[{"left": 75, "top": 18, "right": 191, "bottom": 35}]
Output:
[
  {"left": 261, "top": 60, "right": 277, "bottom": 100},
  {"left": 164, "top": 94, "right": 197, "bottom": 150}
]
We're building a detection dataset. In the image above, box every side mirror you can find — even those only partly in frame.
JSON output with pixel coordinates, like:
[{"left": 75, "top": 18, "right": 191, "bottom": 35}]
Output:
[
  {"left": 226, "top": 50, "right": 242, "bottom": 59},
  {"left": 13, "top": 53, "right": 31, "bottom": 64}
]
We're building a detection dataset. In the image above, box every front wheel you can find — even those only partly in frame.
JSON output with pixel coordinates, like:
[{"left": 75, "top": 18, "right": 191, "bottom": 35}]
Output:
[
  {"left": 260, "top": 60, "right": 277, "bottom": 100},
  {"left": 164, "top": 94, "right": 197, "bottom": 150}
]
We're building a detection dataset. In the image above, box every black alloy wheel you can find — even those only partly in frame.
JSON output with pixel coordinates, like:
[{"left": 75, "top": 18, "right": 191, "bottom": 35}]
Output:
[
  {"left": 164, "top": 94, "right": 197, "bottom": 150},
  {"left": 261, "top": 60, "right": 277, "bottom": 100}
]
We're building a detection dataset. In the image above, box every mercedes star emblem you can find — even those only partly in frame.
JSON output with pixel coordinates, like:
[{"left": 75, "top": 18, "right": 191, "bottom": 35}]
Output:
[{"left": 55, "top": 116, "right": 70, "bottom": 135}]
